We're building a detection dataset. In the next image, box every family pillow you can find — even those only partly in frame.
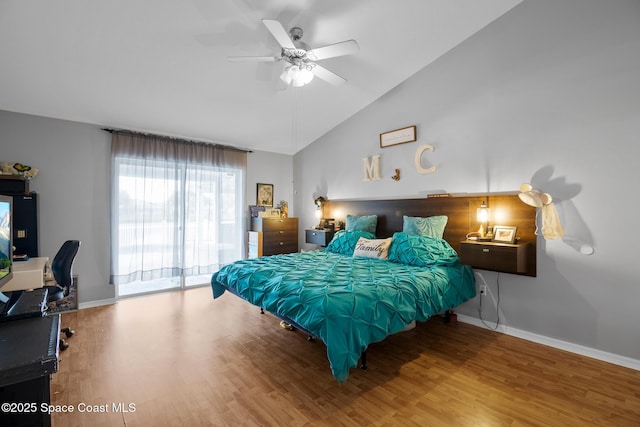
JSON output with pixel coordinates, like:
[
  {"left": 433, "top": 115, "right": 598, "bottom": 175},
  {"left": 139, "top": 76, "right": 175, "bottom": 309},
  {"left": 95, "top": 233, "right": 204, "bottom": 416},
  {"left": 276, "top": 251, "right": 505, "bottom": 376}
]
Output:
[{"left": 353, "top": 237, "right": 392, "bottom": 260}]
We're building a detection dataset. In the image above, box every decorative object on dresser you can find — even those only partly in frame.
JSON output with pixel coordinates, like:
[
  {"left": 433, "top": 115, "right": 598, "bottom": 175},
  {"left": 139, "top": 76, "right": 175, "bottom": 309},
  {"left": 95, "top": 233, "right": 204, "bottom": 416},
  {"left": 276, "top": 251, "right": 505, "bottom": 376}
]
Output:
[
  {"left": 259, "top": 208, "right": 281, "bottom": 218},
  {"left": 249, "top": 205, "right": 266, "bottom": 218},
  {"left": 248, "top": 217, "right": 298, "bottom": 258},
  {"left": 277, "top": 200, "right": 288, "bottom": 218}
]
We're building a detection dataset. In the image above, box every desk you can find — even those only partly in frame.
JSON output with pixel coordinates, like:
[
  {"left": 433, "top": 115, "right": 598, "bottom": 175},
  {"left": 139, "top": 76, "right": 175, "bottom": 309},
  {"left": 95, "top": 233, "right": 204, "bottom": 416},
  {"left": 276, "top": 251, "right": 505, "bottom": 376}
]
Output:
[
  {"left": 2, "top": 257, "right": 49, "bottom": 292},
  {"left": 0, "top": 314, "right": 60, "bottom": 427}
]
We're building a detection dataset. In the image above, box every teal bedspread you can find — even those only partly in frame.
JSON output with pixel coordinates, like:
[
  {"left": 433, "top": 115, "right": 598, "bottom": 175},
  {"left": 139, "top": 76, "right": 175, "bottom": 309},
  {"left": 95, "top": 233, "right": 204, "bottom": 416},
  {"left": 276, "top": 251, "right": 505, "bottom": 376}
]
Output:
[{"left": 211, "top": 249, "right": 475, "bottom": 383}]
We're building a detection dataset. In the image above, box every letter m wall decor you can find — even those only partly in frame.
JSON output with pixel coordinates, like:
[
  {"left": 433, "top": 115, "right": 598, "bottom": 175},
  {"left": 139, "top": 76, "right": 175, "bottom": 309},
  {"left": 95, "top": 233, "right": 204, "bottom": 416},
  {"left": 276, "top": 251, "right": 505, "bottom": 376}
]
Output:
[{"left": 362, "top": 155, "right": 381, "bottom": 181}]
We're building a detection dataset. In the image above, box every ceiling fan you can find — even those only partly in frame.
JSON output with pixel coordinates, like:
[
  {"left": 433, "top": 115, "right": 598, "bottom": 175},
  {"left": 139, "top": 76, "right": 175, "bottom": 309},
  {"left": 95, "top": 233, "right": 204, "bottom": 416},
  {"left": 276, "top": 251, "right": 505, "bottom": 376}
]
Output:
[{"left": 227, "top": 19, "right": 359, "bottom": 87}]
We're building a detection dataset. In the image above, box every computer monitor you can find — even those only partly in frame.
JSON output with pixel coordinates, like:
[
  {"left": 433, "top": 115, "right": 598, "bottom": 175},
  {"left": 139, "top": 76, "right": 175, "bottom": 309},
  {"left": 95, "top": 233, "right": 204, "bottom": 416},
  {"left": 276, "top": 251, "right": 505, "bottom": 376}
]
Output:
[{"left": 0, "top": 194, "right": 13, "bottom": 290}]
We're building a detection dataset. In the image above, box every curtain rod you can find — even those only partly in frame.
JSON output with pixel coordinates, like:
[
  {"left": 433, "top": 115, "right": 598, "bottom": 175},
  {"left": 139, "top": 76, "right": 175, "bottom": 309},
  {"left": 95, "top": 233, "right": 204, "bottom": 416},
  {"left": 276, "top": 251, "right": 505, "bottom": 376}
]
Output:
[{"left": 101, "top": 128, "right": 252, "bottom": 153}]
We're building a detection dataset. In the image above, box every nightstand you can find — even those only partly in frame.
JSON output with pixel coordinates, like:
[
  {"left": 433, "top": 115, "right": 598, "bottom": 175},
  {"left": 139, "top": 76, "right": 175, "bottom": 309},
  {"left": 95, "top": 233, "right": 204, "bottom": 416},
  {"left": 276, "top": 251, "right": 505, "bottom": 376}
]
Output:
[
  {"left": 305, "top": 229, "right": 335, "bottom": 247},
  {"left": 459, "top": 240, "right": 529, "bottom": 275}
]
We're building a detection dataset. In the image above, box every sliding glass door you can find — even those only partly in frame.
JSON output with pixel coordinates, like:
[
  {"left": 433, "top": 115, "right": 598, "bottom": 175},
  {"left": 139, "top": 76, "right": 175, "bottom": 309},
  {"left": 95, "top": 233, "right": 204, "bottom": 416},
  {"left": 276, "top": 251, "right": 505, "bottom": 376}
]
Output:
[{"left": 112, "top": 155, "right": 244, "bottom": 297}]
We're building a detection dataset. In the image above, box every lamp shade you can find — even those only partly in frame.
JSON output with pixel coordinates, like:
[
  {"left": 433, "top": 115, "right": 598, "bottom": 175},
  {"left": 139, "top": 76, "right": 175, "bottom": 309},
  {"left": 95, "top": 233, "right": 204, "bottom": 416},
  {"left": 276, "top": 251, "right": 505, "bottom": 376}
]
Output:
[{"left": 476, "top": 202, "right": 490, "bottom": 222}]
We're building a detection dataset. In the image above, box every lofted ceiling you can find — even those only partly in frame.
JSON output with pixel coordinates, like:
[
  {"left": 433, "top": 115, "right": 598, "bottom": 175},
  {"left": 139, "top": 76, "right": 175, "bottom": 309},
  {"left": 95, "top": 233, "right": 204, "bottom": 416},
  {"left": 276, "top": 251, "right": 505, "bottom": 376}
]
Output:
[{"left": 0, "top": 0, "right": 522, "bottom": 154}]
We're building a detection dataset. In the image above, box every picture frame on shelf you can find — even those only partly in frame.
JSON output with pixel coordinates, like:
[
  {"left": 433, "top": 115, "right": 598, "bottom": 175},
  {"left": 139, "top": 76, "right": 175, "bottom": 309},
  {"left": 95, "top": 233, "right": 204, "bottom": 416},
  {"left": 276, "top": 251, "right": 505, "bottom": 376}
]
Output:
[
  {"left": 492, "top": 225, "right": 517, "bottom": 244},
  {"left": 259, "top": 208, "right": 281, "bottom": 218},
  {"left": 256, "top": 183, "right": 274, "bottom": 207}
]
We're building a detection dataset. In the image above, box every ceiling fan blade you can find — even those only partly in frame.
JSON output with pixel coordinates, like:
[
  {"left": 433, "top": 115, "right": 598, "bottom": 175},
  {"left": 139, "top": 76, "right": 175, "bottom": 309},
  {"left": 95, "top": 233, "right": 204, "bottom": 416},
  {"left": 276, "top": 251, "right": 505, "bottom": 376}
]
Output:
[
  {"left": 262, "top": 19, "right": 295, "bottom": 50},
  {"left": 307, "top": 39, "right": 359, "bottom": 61},
  {"left": 312, "top": 64, "right": 347, "bottom": 85},
  {"left": 227, "top": 56, "right": 280, "bottom": 63}
]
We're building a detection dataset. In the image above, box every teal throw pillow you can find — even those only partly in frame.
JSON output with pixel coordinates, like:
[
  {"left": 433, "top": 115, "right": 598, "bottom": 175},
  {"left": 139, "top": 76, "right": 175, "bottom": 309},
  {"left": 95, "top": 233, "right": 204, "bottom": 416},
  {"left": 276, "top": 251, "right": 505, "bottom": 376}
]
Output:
[
  {"left": 388, "top": 232, "right": 459, "bottom": 267},
  {"left": 346, "top": 214, "right": 377, "bottom": 235},
  {"left": 325, "top": 230, "right": 376, "bottom": 256},
  {"left": 403, "top": 215, "right": 448, "bottom": 239}
]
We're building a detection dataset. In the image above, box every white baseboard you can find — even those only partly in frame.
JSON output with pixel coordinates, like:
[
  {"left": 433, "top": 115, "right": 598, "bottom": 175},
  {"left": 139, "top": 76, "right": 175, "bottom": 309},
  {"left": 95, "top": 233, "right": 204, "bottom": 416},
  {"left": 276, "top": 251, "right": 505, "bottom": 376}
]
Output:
[
  {"left": 78, "top": 298, "right": 117, "bottom": 310},
  {"left": 456, "top": 314, "right": 640, "bottom": 372}
]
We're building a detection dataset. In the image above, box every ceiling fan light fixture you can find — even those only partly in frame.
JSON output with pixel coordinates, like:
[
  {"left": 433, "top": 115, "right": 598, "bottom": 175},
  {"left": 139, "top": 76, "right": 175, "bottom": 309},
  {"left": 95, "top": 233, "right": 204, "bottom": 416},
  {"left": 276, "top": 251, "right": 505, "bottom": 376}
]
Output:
[
  {"left": 280, "top": 64, "right": 314, "bottom": 87},
  {"left": 235, "top": 19, "right": 356, "bottom": 86}
]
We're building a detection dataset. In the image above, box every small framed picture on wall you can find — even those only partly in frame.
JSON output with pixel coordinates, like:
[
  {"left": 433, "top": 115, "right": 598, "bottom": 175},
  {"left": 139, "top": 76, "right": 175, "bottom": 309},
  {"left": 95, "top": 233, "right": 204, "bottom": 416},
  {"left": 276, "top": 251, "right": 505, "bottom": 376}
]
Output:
[{"left": 256, "top": 183, "right": 274, "bottom": 207}]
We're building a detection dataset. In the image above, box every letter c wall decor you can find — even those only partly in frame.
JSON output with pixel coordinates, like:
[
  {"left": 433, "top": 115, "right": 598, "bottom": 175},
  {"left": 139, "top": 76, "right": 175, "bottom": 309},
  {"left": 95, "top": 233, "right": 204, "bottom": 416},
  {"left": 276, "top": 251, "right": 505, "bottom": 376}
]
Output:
[{"left": 414, "top": 144, "right": 436, "bottom": 174}]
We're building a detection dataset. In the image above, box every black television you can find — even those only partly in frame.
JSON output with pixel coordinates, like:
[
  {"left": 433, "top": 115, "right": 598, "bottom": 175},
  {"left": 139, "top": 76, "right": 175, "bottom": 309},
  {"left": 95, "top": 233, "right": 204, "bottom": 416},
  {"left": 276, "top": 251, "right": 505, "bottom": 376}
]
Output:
[{"left": 0, "top": 194, "right": 13, "bottom": 290}]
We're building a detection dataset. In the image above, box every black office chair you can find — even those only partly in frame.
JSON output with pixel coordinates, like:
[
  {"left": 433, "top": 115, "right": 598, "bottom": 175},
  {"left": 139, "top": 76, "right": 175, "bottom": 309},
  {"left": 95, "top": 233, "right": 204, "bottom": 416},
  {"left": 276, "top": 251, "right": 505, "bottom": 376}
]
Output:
[{"left": 44, "top": 240, "right": 80, "bottom": 351}]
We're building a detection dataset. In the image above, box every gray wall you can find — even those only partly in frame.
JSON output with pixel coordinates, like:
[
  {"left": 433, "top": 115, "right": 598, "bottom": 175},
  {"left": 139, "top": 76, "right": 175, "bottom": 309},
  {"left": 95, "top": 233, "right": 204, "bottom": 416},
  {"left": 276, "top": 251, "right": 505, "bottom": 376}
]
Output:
[
  {"left": 294, "top": 0, "right": 640, "bottom": 362},
  {"left": 2, "top": 111, "right": 113, "bottom": 304},
  {"left": 1, "top": 110, "right": 293, "bottom": 305},
  {"left": 246, "top": 151, "right": 294, "bottom": 217}
]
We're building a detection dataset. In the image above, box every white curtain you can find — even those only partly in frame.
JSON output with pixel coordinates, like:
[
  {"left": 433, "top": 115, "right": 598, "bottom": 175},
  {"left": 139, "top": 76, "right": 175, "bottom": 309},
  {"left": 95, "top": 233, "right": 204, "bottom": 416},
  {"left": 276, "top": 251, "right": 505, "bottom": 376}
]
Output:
[{"left": 109, "top": 131, "right": 246, "bottom": 286}]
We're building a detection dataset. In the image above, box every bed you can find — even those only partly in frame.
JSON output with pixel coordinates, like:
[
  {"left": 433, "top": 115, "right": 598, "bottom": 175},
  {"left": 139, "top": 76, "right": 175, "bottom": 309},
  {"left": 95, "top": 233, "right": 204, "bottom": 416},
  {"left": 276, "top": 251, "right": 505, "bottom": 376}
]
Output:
[{"left": 211, "top": 195, "right": 528, "bottom": 382}]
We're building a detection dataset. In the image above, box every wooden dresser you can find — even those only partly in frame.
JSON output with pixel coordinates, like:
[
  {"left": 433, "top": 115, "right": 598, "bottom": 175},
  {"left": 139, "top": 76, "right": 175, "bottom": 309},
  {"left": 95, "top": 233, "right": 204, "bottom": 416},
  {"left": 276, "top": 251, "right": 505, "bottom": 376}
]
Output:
[{"left": 248, "top": 217, "right": 298, "bottom": 258}]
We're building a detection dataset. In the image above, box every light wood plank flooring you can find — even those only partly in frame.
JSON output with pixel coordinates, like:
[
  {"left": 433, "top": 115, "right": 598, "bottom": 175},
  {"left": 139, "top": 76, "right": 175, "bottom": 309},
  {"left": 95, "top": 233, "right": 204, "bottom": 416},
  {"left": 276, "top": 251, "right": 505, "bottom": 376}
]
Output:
[{"left": 51, "top": 286, "right": 640, "bottom": 426}]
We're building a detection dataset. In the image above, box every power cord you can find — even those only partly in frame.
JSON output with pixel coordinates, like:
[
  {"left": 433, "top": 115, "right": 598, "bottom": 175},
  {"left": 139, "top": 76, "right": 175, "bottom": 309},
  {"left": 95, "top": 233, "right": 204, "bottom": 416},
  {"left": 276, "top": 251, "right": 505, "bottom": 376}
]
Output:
[{"left": 476, "top": 271, "right": 501, "bottom": 330}]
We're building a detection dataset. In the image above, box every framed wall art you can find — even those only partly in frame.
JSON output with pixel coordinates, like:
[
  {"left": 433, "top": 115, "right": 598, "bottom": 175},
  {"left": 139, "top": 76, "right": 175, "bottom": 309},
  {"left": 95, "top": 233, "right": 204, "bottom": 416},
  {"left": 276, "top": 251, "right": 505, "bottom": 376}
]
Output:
[
  {"left": 380, "top": 125, "right": 416, "bottom": 148},
  {"left": 256, "top": 183, "right": 274, "bottom": 207}
]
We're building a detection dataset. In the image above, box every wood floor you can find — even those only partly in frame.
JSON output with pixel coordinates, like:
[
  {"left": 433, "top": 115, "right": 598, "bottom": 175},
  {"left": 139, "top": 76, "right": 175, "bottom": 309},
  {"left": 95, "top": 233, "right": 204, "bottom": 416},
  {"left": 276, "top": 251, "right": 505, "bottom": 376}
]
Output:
[{"left": 50, "top": 286, "right": 640, "bottom": 426}]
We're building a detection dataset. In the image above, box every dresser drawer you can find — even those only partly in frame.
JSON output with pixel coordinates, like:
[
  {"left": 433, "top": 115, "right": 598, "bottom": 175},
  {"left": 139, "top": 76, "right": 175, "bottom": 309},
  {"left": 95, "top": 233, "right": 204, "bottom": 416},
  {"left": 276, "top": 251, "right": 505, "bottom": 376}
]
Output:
[
  {"left": 263, "top": 240, "right": 298, "bottom": 256},
  {"left": 263, "top": 230, "right": 297, "bottom": 244},
  {"left": 251, "top": 217, "right": 298, "bottom": 232}
]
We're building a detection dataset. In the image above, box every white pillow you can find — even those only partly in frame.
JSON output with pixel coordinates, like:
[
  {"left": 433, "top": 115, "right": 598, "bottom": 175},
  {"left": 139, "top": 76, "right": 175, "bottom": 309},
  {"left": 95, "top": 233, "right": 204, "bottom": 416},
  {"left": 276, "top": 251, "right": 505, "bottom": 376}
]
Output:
[{"left": 353, "top": 237, "right": 392, "bottom": 260}]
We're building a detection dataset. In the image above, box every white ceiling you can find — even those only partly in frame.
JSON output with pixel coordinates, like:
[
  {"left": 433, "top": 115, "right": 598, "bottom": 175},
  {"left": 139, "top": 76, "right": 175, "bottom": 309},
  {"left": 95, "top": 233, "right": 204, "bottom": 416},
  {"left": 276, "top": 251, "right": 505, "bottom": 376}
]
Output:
[{"left": 0, "top": 0, "right": 521, "bottom": 154}]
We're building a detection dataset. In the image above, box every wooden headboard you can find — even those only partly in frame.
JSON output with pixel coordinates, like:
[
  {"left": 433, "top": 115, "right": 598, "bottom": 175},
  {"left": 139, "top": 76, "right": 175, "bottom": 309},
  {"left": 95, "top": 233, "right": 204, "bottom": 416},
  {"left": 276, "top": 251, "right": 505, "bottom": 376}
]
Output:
[{"left": 324, "top": 194, "right": 537, "bottom": 276}]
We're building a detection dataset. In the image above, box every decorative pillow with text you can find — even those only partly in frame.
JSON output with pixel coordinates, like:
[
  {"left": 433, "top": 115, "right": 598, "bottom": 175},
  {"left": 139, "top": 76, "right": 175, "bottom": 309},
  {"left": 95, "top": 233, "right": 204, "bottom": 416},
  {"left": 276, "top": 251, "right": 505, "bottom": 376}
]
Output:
[
  {"left": 353, "top": 237, "right": 392, "bottom": 260},
  {"left": 325, "top": 230, "right": 376, "bottom": 256}
]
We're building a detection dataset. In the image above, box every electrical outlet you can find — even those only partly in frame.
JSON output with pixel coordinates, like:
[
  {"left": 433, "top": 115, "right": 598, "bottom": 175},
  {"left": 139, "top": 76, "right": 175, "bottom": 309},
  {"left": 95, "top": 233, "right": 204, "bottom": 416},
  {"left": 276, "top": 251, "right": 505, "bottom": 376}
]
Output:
[{"left": 479, "top": 285, "right": 488, "bottom": 296}]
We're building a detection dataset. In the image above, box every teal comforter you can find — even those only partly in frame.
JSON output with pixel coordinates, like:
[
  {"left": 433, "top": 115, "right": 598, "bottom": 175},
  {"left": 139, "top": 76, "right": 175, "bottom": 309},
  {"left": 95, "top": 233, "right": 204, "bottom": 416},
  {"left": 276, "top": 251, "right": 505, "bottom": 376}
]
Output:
[{"left": 211, "top": 249, "right": 475, "bottom": 383}]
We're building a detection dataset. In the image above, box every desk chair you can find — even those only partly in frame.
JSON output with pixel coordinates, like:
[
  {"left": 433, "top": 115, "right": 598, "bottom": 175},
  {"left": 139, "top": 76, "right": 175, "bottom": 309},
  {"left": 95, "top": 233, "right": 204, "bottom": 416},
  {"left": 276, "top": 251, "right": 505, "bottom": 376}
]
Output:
[{"left": 44, "top": 240, "right": 80, "bottom": 351}]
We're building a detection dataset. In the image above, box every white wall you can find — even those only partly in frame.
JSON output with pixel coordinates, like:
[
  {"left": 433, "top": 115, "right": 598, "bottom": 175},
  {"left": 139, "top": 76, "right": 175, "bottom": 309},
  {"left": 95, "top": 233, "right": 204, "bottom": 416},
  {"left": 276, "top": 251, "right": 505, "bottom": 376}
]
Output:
[
  {"left": 294, "top": 0, "right": 640, "bottom": 362},
  {"left": 1, "top": 110, "right": 294, "bottom": 304}
]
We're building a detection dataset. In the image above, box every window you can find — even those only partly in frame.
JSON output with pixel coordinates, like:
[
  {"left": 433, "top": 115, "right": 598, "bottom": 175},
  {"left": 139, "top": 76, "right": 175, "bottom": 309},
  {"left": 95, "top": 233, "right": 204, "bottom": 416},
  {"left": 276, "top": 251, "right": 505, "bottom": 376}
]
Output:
[{"left": 109, "top": 132, "right": 246, "bottom": 296}]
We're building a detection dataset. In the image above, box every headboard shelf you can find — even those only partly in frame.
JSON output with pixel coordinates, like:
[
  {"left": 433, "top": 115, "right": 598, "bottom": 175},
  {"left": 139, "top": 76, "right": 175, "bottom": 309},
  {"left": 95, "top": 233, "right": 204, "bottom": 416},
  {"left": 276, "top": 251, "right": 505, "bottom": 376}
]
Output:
[{"left": 324, "top": 194, "right": 537, "bottom": 277}]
